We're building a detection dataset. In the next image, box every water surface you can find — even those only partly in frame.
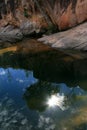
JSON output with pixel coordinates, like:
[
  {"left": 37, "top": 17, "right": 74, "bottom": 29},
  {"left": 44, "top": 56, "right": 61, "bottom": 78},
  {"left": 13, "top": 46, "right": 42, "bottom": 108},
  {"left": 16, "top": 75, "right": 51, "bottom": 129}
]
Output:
[{"left": 0, "top": 45, "right": 87, "bottom": 130}]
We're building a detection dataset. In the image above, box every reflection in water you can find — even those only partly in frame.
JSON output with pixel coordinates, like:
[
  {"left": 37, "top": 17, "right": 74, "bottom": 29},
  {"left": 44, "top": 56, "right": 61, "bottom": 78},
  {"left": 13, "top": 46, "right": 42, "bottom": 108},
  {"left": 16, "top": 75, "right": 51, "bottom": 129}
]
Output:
[
  {"left": 24, "top": 81, "right": 87, "bottom": 130},
  {"left": 0, "top": 49, "right": 87, "bottom": 130},
  {"left": 0, "top": 46, "right": 17, "bottom": 55},
  {"left": 24, "top": 81, "right": 87, "bottom": 112},
  {"left": 0, "top": 68, "right": 39, "bottom": 130},
  {"left": 1, "top": 50, "right": 87, "bottom": 90},
  {"left": 47, "top": 94, "right": 65, "bottom": 110},
  {"left": 24, "top": 81, "right": 59, "bottom": 112},
  {"left": 0, "top": 96, "right": 31, "bottom": 130}
]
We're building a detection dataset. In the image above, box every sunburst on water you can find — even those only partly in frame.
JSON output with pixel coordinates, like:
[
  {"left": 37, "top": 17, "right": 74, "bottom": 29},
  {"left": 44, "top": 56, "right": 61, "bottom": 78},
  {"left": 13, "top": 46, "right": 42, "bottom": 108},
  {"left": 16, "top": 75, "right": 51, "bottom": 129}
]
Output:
[{"left": 47, "top": 94, "right": 65, "bottom": 110}]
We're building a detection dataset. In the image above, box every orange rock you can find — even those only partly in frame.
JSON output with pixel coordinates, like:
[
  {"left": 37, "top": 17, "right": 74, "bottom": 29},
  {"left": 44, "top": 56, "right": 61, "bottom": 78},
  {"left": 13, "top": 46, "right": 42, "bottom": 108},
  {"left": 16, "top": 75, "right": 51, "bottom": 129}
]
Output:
[
  {"left": 0, "top": 0, "right": 87, "bottom": 31},
  {"left": 58, "top": 0, "right": 87, "bottom": 30}
]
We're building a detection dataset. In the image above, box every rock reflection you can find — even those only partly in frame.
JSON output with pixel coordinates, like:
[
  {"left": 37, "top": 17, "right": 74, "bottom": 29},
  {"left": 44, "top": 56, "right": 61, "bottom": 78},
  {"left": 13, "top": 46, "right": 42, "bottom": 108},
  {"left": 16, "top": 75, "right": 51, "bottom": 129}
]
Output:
[{"left": 1, "top": 50, "right": 87, "bottom": 90}]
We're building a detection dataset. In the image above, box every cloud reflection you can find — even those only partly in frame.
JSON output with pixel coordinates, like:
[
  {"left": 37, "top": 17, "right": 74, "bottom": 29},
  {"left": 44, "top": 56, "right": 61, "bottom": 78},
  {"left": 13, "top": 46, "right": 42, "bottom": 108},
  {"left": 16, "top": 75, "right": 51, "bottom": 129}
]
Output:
[{"left": 0, "top": 69, "right": 6, "bottom": 75}]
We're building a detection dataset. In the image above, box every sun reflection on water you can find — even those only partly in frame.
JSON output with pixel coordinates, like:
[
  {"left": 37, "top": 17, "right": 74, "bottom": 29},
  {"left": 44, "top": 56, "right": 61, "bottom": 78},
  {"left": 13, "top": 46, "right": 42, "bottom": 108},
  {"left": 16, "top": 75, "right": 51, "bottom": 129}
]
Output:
[{"left": 47, "top": 94, "right": 65, "bottom": 110}]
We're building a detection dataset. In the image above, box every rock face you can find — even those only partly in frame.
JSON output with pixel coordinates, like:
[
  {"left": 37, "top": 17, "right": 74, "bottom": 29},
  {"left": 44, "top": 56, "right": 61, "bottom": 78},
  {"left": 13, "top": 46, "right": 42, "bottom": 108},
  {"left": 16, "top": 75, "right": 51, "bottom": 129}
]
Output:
[
  {"left": 0, "top": 0, "right": 87, "bottom": 42},
  {"left": 0, "top": 25, "right": 23, "bottom": 42},
  {"left": 33, "top": 0, "right": 87, "bottom": 30},
  {"left": 0, "top": 0, "right": 87, "bottom": 30},
  {"left": 20, "top": 21, "right": 40, "bottom": 36},
  {"left": 38, "top": 22, "right": 87, "bottom": 51},
  {"left": 0, "top": 0, "right": 45, "bottom": 42},
  {"left": 52, "top": 0, "right": 87, "bottom": 30}
]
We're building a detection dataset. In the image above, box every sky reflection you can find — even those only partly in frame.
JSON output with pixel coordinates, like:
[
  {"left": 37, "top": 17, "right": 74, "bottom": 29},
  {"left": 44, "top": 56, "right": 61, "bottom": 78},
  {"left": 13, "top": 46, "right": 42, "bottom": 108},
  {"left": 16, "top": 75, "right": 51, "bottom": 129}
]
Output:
[
  {"left": 0, "top": 67, "right": 38, "bottom": 107},
  {"left": 0, "top": 67, "right": 87, "bottom": 130}
]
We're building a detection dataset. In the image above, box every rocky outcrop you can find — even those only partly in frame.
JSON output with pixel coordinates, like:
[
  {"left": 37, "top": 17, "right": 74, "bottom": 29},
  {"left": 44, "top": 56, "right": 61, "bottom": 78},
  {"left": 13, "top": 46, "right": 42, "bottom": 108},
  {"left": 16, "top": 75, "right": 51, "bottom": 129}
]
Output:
[
  {"left": 52, "top": 0, "right": 87, "bottom": 30},
  {"left": 0, "top": 20, "right": 43, "bottom": 43},
  {"left": 20, "top": 21, "right": 40, "bottom": 36},
  {"left": 0, "top": 25, "right": 23, "bottom": 42},
  {"left": 38, "top": 22, "right": 87, "bottom": 51},
  {"left": 0, "top": 20, "right": 44, "bottom": 43},
  {"left": 0, "top": 0, "right": 46, "bottom": 42},
  {"left": 35, "top": 0, "right": 87, "bottom": 30},
  {"left": 0, "top": 0, "right": 87, "bottom": 30},
  {"left": 0, "top": 0, "right": 87, "bottom": 42}
]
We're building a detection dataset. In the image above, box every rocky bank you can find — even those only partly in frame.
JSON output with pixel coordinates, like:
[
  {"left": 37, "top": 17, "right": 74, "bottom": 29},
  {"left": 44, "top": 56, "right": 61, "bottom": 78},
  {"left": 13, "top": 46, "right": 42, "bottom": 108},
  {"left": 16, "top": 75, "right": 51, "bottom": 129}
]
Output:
[
  {"left": 38, "top": 22, "right": 87, "bottom": 51},
  {"left": 0, "top": 0, "right": 87, "bottom": 46}
]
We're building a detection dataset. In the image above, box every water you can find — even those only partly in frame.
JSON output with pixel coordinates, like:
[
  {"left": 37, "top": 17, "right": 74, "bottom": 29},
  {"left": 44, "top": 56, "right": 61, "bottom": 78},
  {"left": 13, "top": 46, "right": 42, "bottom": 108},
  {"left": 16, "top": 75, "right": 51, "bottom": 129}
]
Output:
[{"left": 0, "top": 47, "right": 87, "bottom": 130}]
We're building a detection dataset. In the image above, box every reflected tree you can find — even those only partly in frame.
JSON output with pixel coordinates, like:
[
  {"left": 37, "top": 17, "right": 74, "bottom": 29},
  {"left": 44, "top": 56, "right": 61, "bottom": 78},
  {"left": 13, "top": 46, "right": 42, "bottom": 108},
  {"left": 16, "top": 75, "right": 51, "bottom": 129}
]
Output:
[
  {"left": 24, "top": 81, "right": 59, "bottom": 112},
  {"left": 24, "top": 81, "right": 87, "bottom": 112}
]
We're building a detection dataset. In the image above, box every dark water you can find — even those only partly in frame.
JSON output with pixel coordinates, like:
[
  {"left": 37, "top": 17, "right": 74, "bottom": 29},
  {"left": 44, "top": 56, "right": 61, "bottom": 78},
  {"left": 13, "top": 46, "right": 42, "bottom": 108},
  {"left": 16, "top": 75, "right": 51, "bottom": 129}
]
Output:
[{"left": 0, "top": 49, "right": 87, "bottom": 130}]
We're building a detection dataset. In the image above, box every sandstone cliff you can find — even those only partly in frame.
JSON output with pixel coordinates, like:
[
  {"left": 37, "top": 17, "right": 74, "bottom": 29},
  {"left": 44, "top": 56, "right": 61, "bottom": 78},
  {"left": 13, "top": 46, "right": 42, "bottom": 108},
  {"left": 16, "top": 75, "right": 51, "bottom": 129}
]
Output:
[{"left": 0, "top": 0, "right": 87, "bottom": 42}]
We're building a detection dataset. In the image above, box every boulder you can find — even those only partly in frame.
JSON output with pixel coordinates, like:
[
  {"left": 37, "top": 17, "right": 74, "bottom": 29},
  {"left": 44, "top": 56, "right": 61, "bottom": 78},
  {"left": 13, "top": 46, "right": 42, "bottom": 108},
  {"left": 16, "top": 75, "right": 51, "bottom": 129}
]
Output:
[
  {"left": 20, "top": 21, "right": 40, "bottom": 36},
  {"left": 38, "top": 22, "right": 87, "bottom": 51},
  {"left": 0, "top": 25, "right": 23, "bottom": 43}
]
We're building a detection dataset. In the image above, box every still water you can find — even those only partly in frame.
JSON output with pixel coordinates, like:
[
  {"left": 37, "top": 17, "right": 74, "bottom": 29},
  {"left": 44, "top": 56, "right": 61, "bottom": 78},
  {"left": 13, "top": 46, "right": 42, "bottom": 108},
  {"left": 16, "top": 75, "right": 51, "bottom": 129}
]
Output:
[{"left": 0, "top": 47, "right": 87, "bottom": 130}]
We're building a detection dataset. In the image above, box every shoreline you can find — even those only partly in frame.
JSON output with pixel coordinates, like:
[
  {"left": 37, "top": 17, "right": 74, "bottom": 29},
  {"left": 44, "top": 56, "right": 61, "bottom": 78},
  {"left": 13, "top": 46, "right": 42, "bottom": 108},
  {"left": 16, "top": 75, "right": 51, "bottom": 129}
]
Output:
[
  {"left": 0, "top": 22, "right": 87, "bottom": 56},
  {"left": 38, "top": 22, "right": 87, "bottom": 51}
]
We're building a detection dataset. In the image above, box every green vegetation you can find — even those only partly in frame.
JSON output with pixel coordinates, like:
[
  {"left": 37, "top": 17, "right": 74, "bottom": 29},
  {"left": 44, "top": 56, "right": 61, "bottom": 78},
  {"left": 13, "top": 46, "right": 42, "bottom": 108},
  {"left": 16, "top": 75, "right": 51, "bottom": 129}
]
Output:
[{"left": 24, "top": 8, "right": 29, "bottom": 18}]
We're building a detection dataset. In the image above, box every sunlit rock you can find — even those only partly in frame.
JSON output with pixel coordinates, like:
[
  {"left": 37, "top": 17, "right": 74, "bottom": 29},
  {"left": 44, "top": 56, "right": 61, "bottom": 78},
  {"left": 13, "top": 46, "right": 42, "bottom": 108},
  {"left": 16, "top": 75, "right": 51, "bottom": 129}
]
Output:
[
  {"left": 0, "top": 25, "right": 23, "bottom": 43},
  {"left": 39, "top": 22, "right": 87, "bottom": 51}
]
